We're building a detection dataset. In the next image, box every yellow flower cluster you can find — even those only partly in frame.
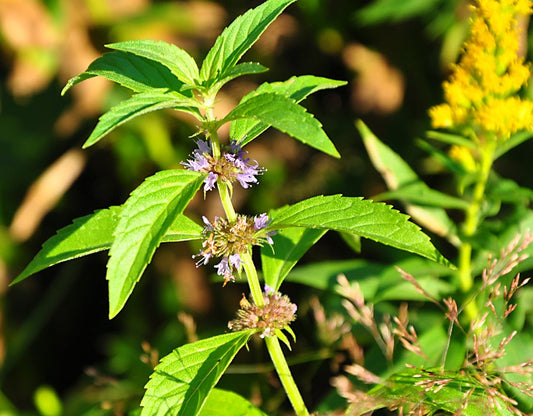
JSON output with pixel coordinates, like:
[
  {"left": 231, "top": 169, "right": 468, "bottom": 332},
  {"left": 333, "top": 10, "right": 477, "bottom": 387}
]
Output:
[{"left": 430, "top": 0, "right": 533, "bottom": 139}]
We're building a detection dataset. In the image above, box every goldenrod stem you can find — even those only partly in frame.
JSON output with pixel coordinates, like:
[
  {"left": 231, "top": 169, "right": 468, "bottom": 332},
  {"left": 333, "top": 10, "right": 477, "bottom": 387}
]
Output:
[{"left": 458, "top": 139, "right": 496, "bottom": 322}]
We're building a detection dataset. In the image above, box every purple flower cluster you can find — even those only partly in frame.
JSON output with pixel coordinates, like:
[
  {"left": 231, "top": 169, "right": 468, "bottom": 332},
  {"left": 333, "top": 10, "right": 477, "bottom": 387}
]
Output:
[
  {"left": 182, "top": 139, "right": 264, "bottom": 192},
  {"left": 194, "top": 214, "right": 275, "bottom": 285}
]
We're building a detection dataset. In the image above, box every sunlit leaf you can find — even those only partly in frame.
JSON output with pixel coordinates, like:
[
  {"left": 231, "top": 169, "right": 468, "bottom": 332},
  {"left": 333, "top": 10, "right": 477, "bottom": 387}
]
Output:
[
  {"left": 107, "top": 170, "right": 205, "bottom": 318},
  {"left": 106, "top": 39, "right": 200, "bottom": 86},
  {"left": 224, "top": 92, "right": 340, "bottom": 157},
  {"left": 270, "top": 195, "right": 453, "bottom": 267},
  {"left": 141, "top": 331, "right": 253, "bottom": 416},
  {"left": 231, "top": 75, "right": 347, "bottom": 145},
  {"left": 61, "top": 51, "right": 187, "bottom": 95},
  {"left": 11, "top": 208, "right": 202, "bottom": 286},
  {"left": 357, "top": 120, "right": 459, "bottom": 245},
  {"left": 200, "top": 0, "right": 296, "bottom": 84},
  {"left": 83, "top": 91, "right": 200, "bottom": 148},
  {"left": 199, "top": 389, "right": 268, "bottom": 416},
  {"left": 261, "top": 227, "right": 326, "bottom": 291}
]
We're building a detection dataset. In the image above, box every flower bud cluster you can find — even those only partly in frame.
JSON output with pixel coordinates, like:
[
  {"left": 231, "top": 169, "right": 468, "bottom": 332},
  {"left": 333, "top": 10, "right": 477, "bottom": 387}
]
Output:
[
  {"left": 228, "top": 285, "right": 297, "bottom": 338},
  {"left": 182, "top": 139, "right": 264, "bottom": 192},
  {"left": 194, "top": 214, "right": 275, "bottom": 285}
]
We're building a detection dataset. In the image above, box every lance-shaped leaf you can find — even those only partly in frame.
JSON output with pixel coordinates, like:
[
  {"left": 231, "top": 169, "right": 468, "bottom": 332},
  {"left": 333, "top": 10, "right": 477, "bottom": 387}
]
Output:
[
  {"left": 106, "top": 39, "right": 200, "bottom": 86},
  {"left": 270, "top": 195, "right": 453, "bottom": 268},
  {"left": 141, "top": 331, "right": 254, "bottom": 416},
  {"left": 199, "top": 389, "right": 268, "bottom": 416},
  {"left": 61, "top": 51, "right": 188, "bottom": 95},
  {"left": 261, "top": 227, "right": 326, "bottom": 291},
  {"left": 11, "top": 208, "right": 202, "bottom": 286},
  {"left": 107, "top": 170, "right": 205, "bottom": 319},
  {"left": 357, "top": 120, "right": 460, "bottom": 245},
  {"left": 223, "top": 92, "right": 340, "bottom": 158},
  {"left": 209, "top": 62, "right": 268, "bottom": 92},
  {"left": 83, "top": 91, "right": 200, "bottom": 148},
  {"left": 200, "top": 0, "right": 296, "bottom": 83},
  {"left": 232, "top": 75, "right": 347, "bottom": 146}
]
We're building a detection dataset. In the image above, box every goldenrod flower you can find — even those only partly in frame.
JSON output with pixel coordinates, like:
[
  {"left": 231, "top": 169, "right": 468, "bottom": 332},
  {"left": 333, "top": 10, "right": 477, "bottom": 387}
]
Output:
[{"left": 430, "top": 0, "right": 533, "bottom": 139}]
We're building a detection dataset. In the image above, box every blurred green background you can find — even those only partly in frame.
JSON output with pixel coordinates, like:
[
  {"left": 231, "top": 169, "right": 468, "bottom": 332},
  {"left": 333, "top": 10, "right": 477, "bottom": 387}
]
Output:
[{"left": 0, "top": 0, "right": 532, "bottom": 414}]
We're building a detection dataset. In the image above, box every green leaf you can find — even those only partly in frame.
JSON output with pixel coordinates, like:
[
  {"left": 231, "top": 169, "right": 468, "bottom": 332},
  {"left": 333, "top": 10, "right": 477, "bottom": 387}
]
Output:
[
  {"left": 495, "top": 130, "right": 533, "bottom": 160},
  {"left": 106, "top": 39, "right": 200, "bottom": 86},
  {"left": 11, "top": 208, "right": 202, "bottom": 286},
  {"left": 426, "top": 130, "right": 476, "bottom": 148},
  {"left": 261, "top": 227, "right": 326, "bottom": 291},
  {"left": 107, "top": 170, "right": 205, "bottom": 318},
  {"left": 285, "top": 258, "right": 453, "bottom": 301},
  {"left": 224, "top": 92, "right": 340, "bottom": 157},
  {"left": 270, "top": 195, "right": 453, "bottom": 268},
  {"left": 199, "top": 389, "right": 268, "bottom": 416},
  {"left": 61, "top": 51, "right": 187, "bottom": 95},
  {"left": 338, "top": 231, "right": 361, "bottom": 253},
  {"left": 83, "top": 91, "right": 199, "bottom": 148},
  {"left": 275, "top": 329, "right": 292, "bottom": 350},
  {"left": 355, "top": 0, "right": 443, "bottom": 25},
  {"left": 209, "top": 62, "right": 269, "bottom": 91},
  {"left": 231, "top": 75, "right": 347, "bottom": 145},
  {"left": 357, "top": 120, "right": 459, "bottom": 245},
  {"left": 200, "top": 0, "right": 296, "bottom": 84},
  {"left": 141, "top": 331, "right": 253, "bottom": 416},
  {"left": 375, "top": 182, "right": 469, "bottom": 209}
]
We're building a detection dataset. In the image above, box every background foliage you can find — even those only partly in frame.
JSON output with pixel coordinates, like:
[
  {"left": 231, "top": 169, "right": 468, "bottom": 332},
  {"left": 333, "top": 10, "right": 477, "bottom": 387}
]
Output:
[{"left": 0, "top": 0, "right": 531, "bottom": 415}]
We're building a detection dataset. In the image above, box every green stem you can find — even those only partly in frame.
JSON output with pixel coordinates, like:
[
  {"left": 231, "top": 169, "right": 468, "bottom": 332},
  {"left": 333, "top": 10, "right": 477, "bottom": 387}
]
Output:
[
  {"left": 458, "top": 139, "right": 496, "bottom": 321},
  {"left": 218, "top": 182, "right": 237, "bottom": 222},
  {"left": 265, "top": 336, "right": 310, "bottom": 416},
  {"left": 241, "top": 252, "right": 265, "bottom": 307},
  {"left": 204, "top": 95, "right": 309, "bottom": 416}
]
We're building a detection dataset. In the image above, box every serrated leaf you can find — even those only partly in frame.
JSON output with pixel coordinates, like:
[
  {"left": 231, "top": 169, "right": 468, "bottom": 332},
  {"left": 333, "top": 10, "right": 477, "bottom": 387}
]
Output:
[
  {"left": 224, "top": 92, "right": 340, "bottom": 157},
  {"left": 141, "top": 331, "right": 253, "bottom": 416},
  {"left": 232, "top": 75, "right": 347, "bottom": 145},
  {"left": 199, "top": 389, "right": 268, "bottom": 416},
  {"left": 83, "top": 91, "right": 199, "bottom": 148},
  {"left": 61, "top": 51, "right": 187, "bottom": 95},
  {"left": 270, "top": 195, "right": 453, "bottom": 267},
  {"left": 107, "top": 170, "right": 205, "bottom": 318},
  {"left": 106, "top": 39, "right": 200, "bottom": 86},
  {"left": 11, "top": 208, "right": 202, "bottom": 286},
  {"left": 200, "top": 0, "right": 296, "bottom": 83},
  {"left": 210, "top": 62, "right": 269, "bottom": 91},
  {"left": 261, "top": 227, "right": 326, "bottom": 291},
  {"left": 357, "top": 120, "right": 459, "bottom": 245}
]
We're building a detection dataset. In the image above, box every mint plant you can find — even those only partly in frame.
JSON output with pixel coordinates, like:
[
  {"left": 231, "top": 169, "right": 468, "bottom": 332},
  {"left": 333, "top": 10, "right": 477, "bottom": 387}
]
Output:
[{"left": 11, "top": 1, "right": 453, "bottom": 415}]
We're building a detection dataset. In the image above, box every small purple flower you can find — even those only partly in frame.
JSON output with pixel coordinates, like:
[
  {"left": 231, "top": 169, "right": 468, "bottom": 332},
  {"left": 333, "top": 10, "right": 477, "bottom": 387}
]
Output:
[
  {"left": 264, "top": 284, "right": 275, "bottom": 295},
  {"left": 205, "top": 172, "right": 218, "bottom": 191},
  {"left": 193, "top": 214, "right": 277, "bottom": 286},
  {"left": 181, "top": 139, "right": 264, "bottom": 192},
  {"left": 214, "top": 257, "right": 231, "bottom": 277},
  {"left": 254, "top": 213, "right": 271, "bottom": 230},
  {"left": 229, "top": 253, "right": 242, "bottom": 269}
]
